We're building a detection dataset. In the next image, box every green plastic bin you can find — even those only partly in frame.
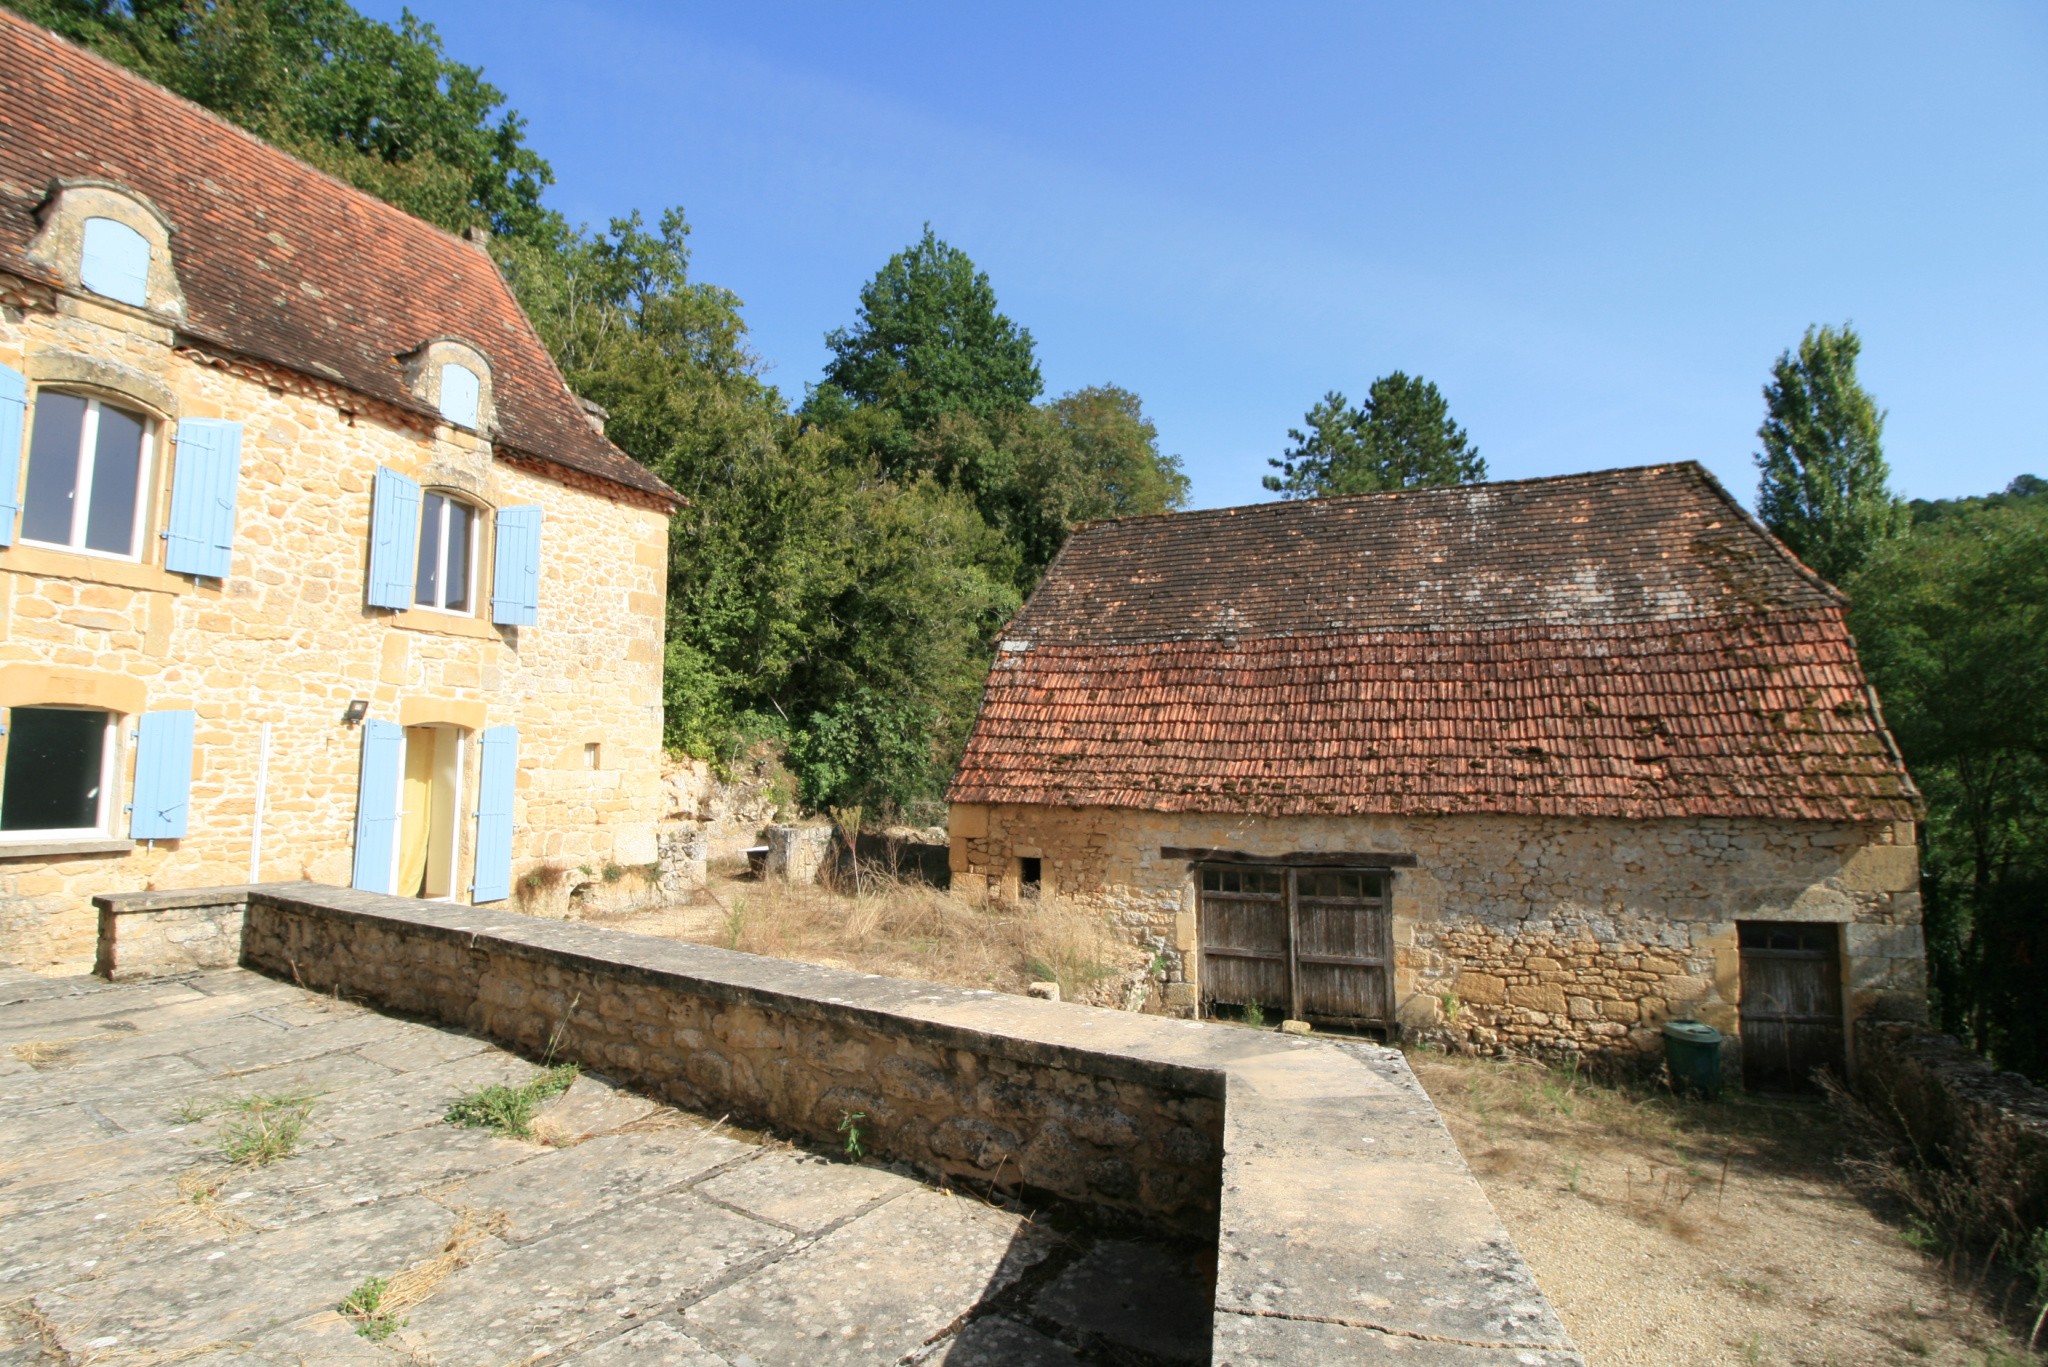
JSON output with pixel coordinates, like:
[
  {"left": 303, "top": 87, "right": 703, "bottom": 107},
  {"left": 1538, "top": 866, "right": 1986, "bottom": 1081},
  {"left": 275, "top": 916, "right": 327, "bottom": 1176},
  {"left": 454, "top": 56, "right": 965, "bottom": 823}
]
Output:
[{"left": 1663, "top": 1020, "right": 1723, "bottom": 1099}]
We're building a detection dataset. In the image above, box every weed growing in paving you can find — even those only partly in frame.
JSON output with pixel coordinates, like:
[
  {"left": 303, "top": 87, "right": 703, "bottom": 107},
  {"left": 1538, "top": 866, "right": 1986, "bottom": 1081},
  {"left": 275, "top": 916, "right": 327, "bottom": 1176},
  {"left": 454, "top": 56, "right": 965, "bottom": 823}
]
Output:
[
  {"left": 839, "top": 1109, "right": 866, "bottom": 1159},
  {"left": 445, "top": 1064, "right": 578, "bottom": 1139},
  {"left": 339, "top": 1275, "right": 403, "bottom": 1341},
  {"left": 216, "top": 1092, "right": 316, "bottom": 1165}
]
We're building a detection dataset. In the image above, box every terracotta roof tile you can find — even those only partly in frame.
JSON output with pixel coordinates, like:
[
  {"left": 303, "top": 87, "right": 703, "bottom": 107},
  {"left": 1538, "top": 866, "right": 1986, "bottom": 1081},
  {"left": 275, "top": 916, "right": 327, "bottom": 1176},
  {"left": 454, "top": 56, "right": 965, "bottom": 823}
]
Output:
[
  {"left": 0, "top": 13, "right": 675, "bottom": 505},
  {"left": 952, "top": 464, "right": 1918, "bottom": 822}
]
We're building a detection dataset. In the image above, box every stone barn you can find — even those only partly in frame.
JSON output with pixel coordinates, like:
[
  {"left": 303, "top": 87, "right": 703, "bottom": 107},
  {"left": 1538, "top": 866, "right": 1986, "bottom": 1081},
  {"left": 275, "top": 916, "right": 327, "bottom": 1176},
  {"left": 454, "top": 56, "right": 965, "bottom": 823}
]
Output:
[{"left": 947, "top": 463, "right": 1926, "bottom": 1083}]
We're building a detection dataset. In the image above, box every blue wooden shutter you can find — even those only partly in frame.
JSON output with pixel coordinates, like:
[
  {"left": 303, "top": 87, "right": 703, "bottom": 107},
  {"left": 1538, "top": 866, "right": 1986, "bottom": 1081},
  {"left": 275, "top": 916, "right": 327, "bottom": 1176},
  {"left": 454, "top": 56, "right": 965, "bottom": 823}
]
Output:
[
  {"left": 0, "top": 363, "right": 22, "bottom": 547},
  {"left": 439, "top": 364, "right": 480, "bottom": 428},
  {"left": 350, "top": 720, "right": 403, "bottom": 893},
  {"left": 471, "top": 725, "right": 517, "bottom": 903},
  {"left": 366, "top": 466, "right": 421, "bottom": 609},
  {"left": 490, "top": 505, "right": 542, "bottom": 626},
  {"left": 129, "top": 709, "right": 195, "bottom": 839},
  {"left": 81, "top": 218, "right": 151, "bottom": 306},
  {"left": 164, "top": 419, "right": 243, "bottom": 578}
]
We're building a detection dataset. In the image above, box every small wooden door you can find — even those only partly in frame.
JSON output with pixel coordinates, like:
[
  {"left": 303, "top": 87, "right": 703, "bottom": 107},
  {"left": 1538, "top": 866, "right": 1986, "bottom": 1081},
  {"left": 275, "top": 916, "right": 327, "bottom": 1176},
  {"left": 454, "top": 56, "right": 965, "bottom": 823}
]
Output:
[
  {"left": 1738, "top": 922, "right": 1845, "bottom": 1093},
  {"left": 1199, "top": 865, "right": 1393, "bottom": 1031}
]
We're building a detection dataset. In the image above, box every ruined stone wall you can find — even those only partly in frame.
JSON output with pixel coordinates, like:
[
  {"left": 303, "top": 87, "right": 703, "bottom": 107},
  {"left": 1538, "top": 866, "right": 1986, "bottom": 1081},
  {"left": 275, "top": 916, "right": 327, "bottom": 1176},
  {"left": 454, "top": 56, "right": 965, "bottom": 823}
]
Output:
[
  {"left": 0, "top": 283, "right": 669, "bottom": 969},
  {"left": 950, "top": 802, "right": 1925, "bottom": 1063}
]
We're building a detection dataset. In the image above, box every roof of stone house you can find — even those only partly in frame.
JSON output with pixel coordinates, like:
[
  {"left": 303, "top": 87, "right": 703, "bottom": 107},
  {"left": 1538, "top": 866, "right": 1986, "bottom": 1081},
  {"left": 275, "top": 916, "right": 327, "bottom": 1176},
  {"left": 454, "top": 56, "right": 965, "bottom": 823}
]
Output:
[
  {"left": 950, "top": 462, "right": 1919, "bottom": 823},
  {"left": 0, "top": 13, "right": 676, "bottom": 505}
]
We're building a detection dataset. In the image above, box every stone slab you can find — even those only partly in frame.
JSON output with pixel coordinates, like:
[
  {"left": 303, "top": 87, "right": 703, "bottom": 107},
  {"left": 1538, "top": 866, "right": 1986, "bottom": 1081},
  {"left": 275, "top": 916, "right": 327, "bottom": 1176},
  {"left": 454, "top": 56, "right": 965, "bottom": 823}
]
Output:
[
  {"left": 916, "top": 1315, "right": 1080, "bottom": 1365},
  {"left": 693, "top": 1150, "right": 915, "bottom": 1234},
  {"left": 682, "top": 1187, "right": 1053, "bottom": 1367},
  {"left": 432, "top": 1127, "right": 755, "bottom": 1242},
  {"left": 1032, "top": 1239, "right": 1211, "bottom": 1362},
  {"left": 401, "top": 1191, "right": 791, "bottom": 1367},
  {"left": 558, "top": 1318, "right": 736, "bottom": 1366},
  {"left": 533, "top": 1069, "right": 663, "bottom": 1141}
]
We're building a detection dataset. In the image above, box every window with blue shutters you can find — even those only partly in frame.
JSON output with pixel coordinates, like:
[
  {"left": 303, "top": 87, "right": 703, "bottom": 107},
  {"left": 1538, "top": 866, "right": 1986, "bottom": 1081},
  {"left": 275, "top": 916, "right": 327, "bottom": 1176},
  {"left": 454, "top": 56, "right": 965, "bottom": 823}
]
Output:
[
  {"left": 366, "top": 466, "right": 422, "bottom": 609},
  {"left": 0, "top": 363, "right": 23, "bottom": 548},
  {"left": 490, "top": 506, "right": 542, "bottom": 625},
  {"left": 163, "top": 420, "right": 242, "bottom": 579},
  {"left": 350, "top": 720, "right": 403, "bottom": 893},
  {"left": 471, "top": 725, "right": 517, "bottom": 903},
  {"left": 80, "top": 218, "right": 151, "bottom": 307},
  {"left": 129, "top": 709, "right": 195, "bottom": 839}
]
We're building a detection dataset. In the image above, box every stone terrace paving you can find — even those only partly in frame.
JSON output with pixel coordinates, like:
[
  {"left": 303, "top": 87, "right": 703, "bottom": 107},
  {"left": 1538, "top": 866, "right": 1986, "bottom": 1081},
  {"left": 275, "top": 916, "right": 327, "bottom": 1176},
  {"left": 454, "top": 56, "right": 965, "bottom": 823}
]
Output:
[{"left": 0, "top": 966, "right": 1215, "bottom": 1365}]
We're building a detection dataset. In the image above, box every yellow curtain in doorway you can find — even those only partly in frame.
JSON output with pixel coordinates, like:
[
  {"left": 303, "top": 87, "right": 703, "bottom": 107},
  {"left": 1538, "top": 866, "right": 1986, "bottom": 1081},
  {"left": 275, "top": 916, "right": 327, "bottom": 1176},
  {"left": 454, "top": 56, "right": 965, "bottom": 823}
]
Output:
[{"left": 398, "top": 727, "right": 434, "bottom": 897}]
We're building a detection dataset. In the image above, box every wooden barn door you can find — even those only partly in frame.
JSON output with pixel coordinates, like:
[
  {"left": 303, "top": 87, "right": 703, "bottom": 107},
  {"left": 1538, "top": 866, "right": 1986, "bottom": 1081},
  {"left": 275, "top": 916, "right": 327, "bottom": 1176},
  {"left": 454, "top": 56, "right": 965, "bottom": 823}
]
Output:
[
  {"left": 1199, "top": 865, "right": 1393, "bottom": 1031},
  {"left": 1738, "top": 922, "right": 1845, "bottom": 1093}
]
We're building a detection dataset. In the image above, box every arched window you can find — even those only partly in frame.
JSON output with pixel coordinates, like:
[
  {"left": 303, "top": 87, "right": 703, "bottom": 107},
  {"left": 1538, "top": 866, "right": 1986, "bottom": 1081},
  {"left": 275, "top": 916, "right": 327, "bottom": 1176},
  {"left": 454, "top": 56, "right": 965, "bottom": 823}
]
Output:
[
  {"left": 22, "top": 392, "right": 152, "bottom": 559},
  {"left": 439, "top": 363, "right": 480, "bottom": 428},
  {"left": 79, "top": 218, "right": 150, "bottom": 306},
  {"left": 414, "top": 490, "right": 480, "bottom": 614}
]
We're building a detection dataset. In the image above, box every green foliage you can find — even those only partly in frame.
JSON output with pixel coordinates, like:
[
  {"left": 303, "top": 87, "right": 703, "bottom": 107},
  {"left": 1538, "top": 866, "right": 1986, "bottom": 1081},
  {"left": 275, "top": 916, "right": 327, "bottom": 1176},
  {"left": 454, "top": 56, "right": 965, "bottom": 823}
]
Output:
[
  {"left": 12, "top": 0, "right": 560, "bottom": 244},
  {"left": 216, "top": 1090, "right": 316, "bottom": 1165},
  {"left": 1242, "top": 999, "right": 1266, "bottom": 1029},
  {"left": 1265, "top": 373, "right": 1485, "bottom": 498},
  {"left": 1850, "top": 493, "right": 2048, "bottom": 1079},
  {"left": 444, "top": 1063, "right": 578, "bottom": 1139},
  {"left": 1755, "top": 323, "right": 1907, "bottom": 585},
  {"left": 819, "top": 224, "right": 1042, "bottom": 439},
  {"left": 338, "top": 1276, "right": 403, "bottom": 1341},
  {"left": 838, "top": 1109, "right": 866, "bottom": 1159}
]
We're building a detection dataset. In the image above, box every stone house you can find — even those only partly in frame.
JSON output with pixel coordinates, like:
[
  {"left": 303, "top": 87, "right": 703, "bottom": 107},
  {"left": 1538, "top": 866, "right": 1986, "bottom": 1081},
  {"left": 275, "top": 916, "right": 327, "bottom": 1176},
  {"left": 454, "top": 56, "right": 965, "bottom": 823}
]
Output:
[
  {"left": 948, "top": 464, "right": 1926, "bottom": 1083},
  {"left": 0, "top": 15, "right": 679, "bottom": 969}
]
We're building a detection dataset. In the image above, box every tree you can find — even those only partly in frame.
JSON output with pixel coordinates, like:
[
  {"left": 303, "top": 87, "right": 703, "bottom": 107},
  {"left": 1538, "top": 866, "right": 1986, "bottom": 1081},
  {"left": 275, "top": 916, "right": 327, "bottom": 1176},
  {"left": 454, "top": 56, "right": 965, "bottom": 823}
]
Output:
[
  {"left": 1850, "top": 498, "right": 2048, "bottom": 1078},
  {"left": 1264, "top": 372, "right": 1484, "bottom": 498},
  {"left": 816, "top": 225, "right": 1042, "bottom": 445},
  {"left": 10, "top": 0, "right": 560, "bottom": 244},
  {"left": 1754, "top": 323, "right": 1906, "bottom": 585}
]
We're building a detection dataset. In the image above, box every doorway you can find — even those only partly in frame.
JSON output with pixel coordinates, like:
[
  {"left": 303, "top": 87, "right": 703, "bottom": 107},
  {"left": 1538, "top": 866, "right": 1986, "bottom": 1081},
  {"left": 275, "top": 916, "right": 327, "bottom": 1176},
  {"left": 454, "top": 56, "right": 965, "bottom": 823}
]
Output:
[
  {"left": 1197, "top": 864, "right": 1393, "bottom": 1031},
  {"left": 398, "top": 725, "right": 463, "bottom": 899},
  {"left": 1738, "top": 921, "right": 1846, "bottom": 1093}
]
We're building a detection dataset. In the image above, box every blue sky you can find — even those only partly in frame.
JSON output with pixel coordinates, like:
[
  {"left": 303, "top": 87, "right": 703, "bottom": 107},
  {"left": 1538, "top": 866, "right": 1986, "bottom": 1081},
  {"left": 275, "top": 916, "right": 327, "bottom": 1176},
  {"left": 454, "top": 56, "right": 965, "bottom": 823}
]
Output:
[{"left": 366, "top": 2, "right": 2046, "bottom": 511}]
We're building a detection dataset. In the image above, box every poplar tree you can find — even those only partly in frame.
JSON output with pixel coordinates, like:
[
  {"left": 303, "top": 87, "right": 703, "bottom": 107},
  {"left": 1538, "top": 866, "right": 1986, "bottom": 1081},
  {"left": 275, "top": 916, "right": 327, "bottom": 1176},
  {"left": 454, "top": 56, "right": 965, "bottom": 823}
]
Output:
[{"left": 1754, "top": 324, "right": 1905, "bottom": 584}]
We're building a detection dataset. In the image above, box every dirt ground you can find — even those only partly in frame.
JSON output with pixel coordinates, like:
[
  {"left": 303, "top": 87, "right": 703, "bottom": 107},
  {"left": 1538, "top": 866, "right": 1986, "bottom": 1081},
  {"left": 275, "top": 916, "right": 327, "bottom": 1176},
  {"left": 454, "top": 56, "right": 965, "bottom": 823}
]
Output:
[
  {"left": 1409, "top": 1050, "right": 2038, "bottom": 1367},
  {"left": 585, "top": 861, "right": 1156, "bottom": 1008}
]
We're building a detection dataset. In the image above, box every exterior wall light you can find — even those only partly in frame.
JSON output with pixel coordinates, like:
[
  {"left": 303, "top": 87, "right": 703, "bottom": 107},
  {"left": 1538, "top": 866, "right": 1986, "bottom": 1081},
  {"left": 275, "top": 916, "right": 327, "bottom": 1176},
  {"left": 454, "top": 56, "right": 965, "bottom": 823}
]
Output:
[{"left": 342, "top": 700, "right": 370, "bottom": 727}]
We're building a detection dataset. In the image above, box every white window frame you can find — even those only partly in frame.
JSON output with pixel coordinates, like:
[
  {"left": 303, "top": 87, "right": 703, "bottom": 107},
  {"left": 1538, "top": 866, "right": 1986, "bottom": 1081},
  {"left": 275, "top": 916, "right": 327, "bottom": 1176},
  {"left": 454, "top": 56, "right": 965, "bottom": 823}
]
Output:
[
  {"left": 21, "top": 393, "right": 153, "bottom": 563},
  {"left": 0, "top": 708, "right": 118, "bottom": 843},
  {"left": 414, "top": 492, "right": 482, "bottom": 617}
]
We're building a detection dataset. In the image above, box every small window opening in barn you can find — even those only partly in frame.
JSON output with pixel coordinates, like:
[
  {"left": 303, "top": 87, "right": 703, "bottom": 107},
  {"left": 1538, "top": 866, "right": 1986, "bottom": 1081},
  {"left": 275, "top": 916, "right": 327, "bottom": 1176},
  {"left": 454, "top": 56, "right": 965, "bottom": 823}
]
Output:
[
  {"left": 583, "top": 742, "right": 600, "bottom": 770},
  {"left": 1018, "top": 856, "right": 1042, "bottom": 899}
]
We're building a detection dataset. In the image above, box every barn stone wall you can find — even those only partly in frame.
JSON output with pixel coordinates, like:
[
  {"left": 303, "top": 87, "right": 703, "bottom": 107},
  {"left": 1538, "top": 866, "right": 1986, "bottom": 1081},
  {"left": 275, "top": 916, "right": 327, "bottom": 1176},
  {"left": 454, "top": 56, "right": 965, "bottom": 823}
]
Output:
[{"left": 949, "top": 802, "right": 1925, "bottom": 1065}]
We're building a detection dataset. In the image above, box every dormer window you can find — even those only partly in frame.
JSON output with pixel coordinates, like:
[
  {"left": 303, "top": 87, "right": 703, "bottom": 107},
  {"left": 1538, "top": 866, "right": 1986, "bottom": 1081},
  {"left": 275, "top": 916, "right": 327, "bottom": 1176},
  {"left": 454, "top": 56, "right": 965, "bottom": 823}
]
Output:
[
  {"left": 79, "top": 218, "right": 150, "bottom": 307},
  {"left": 439, "top": 364, "right": 480, "bottom": 429}
]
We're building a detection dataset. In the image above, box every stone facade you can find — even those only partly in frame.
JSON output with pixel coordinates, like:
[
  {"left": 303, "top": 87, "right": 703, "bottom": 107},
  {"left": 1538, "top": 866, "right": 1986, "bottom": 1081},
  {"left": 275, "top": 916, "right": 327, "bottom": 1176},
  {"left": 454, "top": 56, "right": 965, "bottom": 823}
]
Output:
[
  {"left": 0, "top": 275, "right": 670, "bottom": 969},
  {"left": 950, "top": 802, "right": 1926, "bottom": 1067}
]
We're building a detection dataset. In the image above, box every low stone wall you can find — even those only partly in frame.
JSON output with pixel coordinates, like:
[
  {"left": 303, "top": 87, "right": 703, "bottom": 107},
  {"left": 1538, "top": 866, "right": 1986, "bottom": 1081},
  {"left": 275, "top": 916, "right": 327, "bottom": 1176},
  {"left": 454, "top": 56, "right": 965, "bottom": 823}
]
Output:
[
  {"left": 94, "top": 887, "right": 248, "bottom": 980},
  {"left": 1854, "top": 1018, "right": 2048, "bottom": 1234},
  {"left": 94, "top": 882, "right": 1584, "bottom": 1365}
]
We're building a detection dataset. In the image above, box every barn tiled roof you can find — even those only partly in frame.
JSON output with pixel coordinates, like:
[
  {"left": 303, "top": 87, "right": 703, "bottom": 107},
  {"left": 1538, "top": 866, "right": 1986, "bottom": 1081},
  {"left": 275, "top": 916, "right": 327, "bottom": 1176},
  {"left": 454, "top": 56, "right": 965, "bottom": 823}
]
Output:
[
  {"left": 951, "top": 463, "right": 1919, "bottom": 823},
  {"left": 0, "top": 13, "right": 676, "bottom": 505}
]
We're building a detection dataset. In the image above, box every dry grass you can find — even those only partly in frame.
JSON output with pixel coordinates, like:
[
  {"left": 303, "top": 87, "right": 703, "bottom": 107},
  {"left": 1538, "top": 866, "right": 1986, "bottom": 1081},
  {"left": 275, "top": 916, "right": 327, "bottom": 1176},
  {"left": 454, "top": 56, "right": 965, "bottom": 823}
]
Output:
[
  {"left": 11, "top": 1038, "right": 82, "bottom": 1069},
  {"left": 339, "top": 1209, "right": 507, "bottom": 1343},
  {"left": 1413, "top": 1048, "right": 2040, "bottom": 1366},
  {"left": 591, "top": 862, "right": 1149, "bottom": 1006}
]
